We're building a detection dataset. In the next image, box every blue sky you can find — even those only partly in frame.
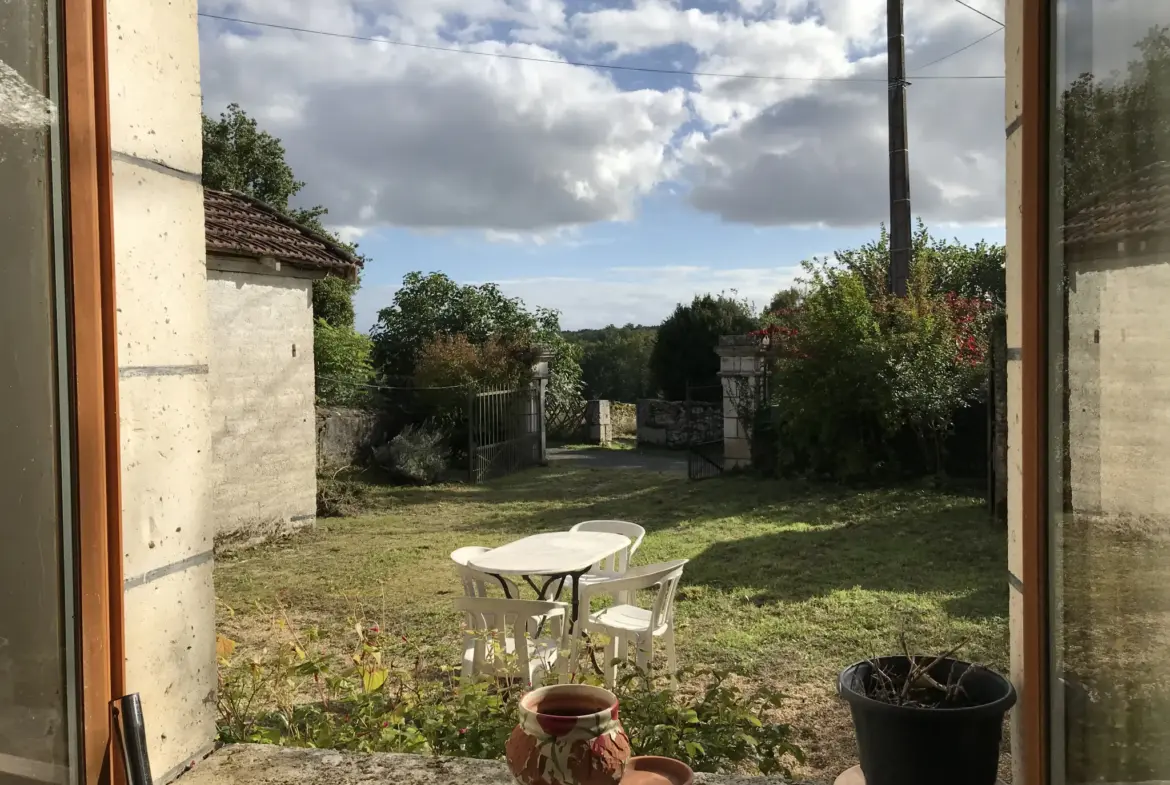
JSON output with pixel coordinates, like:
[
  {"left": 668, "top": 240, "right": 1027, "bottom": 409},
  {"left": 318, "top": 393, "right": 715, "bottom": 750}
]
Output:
[{"left": 198, "top": 0, "right": 1008, "bottom": 331}]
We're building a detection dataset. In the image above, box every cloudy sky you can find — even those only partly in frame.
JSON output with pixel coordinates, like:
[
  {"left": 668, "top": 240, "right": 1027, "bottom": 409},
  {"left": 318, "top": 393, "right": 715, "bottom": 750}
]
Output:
[{"left": 198, "top": 0, "right": 1007, "bottom": 330}]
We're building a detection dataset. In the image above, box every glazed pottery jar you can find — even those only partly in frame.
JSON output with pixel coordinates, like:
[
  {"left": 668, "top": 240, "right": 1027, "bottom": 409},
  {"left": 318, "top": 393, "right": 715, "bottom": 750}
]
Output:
[{"left": 506, "top": 684, "right": 631, "bottom": 785}]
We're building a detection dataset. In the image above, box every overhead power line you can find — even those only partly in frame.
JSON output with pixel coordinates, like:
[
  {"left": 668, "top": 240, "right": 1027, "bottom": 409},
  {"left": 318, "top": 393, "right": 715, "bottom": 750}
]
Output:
[
  {"left": 953, "top": 0, "right": 1005, "bottom": 27},
  {"left": 910, "top": 27, "right": 1003, "bottom": 72},
  {"left": 197, "top": 12, "right": 1005, "bottom": 82}
]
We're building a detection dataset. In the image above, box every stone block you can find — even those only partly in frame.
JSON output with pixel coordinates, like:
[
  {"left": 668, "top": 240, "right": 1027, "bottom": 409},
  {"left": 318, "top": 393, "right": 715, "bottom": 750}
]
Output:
[
  {"left": 1006, "top": 358, "right": 1023, "bottom": 581},
  {"left": 1005, "top": 128, "right": 1023, "bottom": 352},
  {"left": 106, "top": 0, "right": 202, "bottom": 173},
  {"left": 1004, "top": 0, "right": 1022, "bottom": 125},
  {"left": 124, "top": 557, "right": 216, "bottom": 783},
  {"left": 112, "top": 158, "right": 207, "bottom": 368},
  {"left": 120, "top": 372, "right": 213, "bottom": 581}
]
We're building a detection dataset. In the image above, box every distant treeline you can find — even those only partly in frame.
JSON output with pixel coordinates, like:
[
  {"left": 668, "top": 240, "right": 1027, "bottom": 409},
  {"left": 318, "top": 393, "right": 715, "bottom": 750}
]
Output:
[{"left": 563, "top": 324, "right": 658, "bottom": 403}]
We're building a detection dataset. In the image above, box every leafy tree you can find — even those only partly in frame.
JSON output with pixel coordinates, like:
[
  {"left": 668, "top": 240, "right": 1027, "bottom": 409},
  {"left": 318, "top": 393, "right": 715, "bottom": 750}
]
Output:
[
  {"left": 768, "top": 227, "right": 998, "bottom": 479},
  {"left": 203, "top": 103, "right": 305, "bottom": 210},
  {"left": 201, "top": 103, "right": 364, "bottom": 261},
  {"left": 1058, "top": 26, "right": 1170, "bottom": 215},
  {"left": 766, "top": 287, "right": 804, "bottom": 315},
  {"left": 567, "top": 325, "right": 657, "bottom": 402},
  {"left": 650, "top": 294, "right": 759, "bottom": 401},
  {"left": 370, "top": 272, "right": 583, "bottom": 406},
  {"left": 314, "top": 319, "right": 373, "bottom": 407},
  {"left": 313, "top": 276, "right": 357, "bottom": 329}
]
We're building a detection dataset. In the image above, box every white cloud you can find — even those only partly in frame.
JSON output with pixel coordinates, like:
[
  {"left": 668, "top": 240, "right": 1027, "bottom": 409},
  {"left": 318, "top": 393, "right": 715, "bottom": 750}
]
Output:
[
  {"left": 200, "top": 0, "right": 1010, "bottom": 232},
  {"left": 200, "top": 0, "right": 687, "bottom": 233}
]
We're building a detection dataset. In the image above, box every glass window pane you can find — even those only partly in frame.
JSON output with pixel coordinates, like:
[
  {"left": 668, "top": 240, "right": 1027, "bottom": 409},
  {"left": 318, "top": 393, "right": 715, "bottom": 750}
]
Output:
[
  {"left": 1049, "top": 1, "right": 1170, "bottom": 782},
  {"left": 0, "top": 0, "right": 77, "bottom": 783}
]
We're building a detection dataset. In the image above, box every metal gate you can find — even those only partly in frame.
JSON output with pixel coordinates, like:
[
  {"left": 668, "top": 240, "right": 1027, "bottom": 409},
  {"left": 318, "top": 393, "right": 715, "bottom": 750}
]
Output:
[
  {"left": 468, "top": 385, "right": 543, "bottom": 483},
  {"left": 687, "top": 439, "right": 724, "bottom": 480},
  {"left": 685, "top": 383, "right": 725, "bottom": 481}
]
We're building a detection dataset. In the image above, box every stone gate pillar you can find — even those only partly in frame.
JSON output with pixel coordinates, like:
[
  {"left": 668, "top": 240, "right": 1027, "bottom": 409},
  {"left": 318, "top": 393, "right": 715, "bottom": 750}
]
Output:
[
  {"left": 585, "top": 400, "right": 612, "bottom": 445},
  {"left": 717, "top": 336, "right": 769, "bottom": 470}
]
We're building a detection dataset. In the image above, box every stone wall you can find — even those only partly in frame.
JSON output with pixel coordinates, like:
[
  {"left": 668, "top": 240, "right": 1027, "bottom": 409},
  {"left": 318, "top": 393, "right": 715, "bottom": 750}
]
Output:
[
  {"left": 317, "top": 406, "right": 382, "bottom": 471},
  {"left": 207, "top": 268, "right": 317, "bottom": 552},
  {"left": 107, "top": 0, "right": 217, "bottom": 777},
  {"left": 636, "top": 399, "right": 721, "bottom": 448}
]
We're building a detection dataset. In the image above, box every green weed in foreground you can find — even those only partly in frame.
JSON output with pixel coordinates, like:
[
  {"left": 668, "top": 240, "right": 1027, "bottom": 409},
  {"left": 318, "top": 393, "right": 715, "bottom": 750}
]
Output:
[{"left": 215, "top": 619, "right": 803, "bottom": 776}]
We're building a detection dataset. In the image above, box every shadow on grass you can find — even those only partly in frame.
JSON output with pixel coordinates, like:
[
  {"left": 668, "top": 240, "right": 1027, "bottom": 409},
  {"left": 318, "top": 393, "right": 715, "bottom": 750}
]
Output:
[
  {"left": 679, "top": 486, "right": 1007, "bottom": 620},
  {"left": 330, "top": 466, "right": 1007, "bottom": 621}
]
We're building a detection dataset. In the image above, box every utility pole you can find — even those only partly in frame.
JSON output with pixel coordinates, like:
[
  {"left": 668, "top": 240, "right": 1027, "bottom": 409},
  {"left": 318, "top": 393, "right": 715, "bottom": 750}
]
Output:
[{"left": 887, "top": 0, "right": 911, "bottom": 297}]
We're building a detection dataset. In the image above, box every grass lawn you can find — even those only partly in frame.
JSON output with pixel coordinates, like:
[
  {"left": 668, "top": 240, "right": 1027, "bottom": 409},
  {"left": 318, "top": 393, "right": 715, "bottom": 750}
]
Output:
[{"left": 216, "top": 466, "right": 1008, "bottom": 782}]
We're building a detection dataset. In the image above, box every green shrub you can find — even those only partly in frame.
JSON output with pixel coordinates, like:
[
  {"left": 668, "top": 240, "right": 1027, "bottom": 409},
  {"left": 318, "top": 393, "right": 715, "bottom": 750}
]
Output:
[
  {"left": 614, "top": 667, "right": 803, "bottom": 775},
  {"left": 315, "top": 318, "right": 374, "bottom": 407},
  {"left": 313, "top": 276, "right": 358, "bottom": 329},
  {"left": 216, "top": 626, "right": 804, "bottom": 776},
  {"left": 374, "top": 424, "right": 449, "bottom": 485},
  {"left": 767, "top": 228, "right": 1000, "bottom": 480}
]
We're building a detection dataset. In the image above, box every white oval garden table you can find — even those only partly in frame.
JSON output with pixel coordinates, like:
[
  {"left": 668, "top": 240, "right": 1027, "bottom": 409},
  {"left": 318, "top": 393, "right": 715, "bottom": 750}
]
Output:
[{"left": 468, "top": 531, "right": 631, "bottom": 627}]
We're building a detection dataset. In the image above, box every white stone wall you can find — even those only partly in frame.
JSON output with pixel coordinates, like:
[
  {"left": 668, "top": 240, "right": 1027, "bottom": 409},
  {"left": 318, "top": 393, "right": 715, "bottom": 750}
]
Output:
[
  {"left": 207, "top": 267, "right": 317, "bottom": 550},
  {"left": 106, "top": 0, "right": 216, "bottom": 779}
]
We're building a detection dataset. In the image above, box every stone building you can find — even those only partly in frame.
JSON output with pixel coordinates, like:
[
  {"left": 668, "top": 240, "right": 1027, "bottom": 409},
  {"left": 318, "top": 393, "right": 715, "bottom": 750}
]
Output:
[{"left": 203, "top": 189, "right": 360, "bottom": 551}]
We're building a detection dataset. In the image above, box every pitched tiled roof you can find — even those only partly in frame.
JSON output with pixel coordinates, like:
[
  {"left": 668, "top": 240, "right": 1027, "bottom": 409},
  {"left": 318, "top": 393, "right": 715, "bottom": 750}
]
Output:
[
  {"left": 204, "top": 189, "right": 360, "bottom": 275},
  {"left": 1063, "top": 161, "right": 1170, "bottom": 247}
]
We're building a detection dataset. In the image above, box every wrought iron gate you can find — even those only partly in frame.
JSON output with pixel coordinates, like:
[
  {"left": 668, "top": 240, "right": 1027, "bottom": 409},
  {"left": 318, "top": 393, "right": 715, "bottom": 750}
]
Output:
[
  {"left": 687, "top": 439, "right": 724, "bottom": 480},
  {"left": 468, "top": 385, "right": 543, "bottom": 483},
  {"left": 685, "top": 383, "right": 725, "bottom": 481}
]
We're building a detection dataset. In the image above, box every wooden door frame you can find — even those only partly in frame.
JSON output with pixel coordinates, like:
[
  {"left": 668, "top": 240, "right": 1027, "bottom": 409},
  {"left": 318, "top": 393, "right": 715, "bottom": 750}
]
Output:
[
  {"left": 1020, "top": 0, "right": 1051, "bottom": 782},
  {"left": 59, "top": 0, "right": 124, "bottom": 782}
]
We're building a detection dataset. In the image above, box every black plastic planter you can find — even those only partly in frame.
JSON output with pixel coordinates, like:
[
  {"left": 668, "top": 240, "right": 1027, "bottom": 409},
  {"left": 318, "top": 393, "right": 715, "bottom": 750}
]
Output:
[{"left": 838, "top": 656, "right": 1016, "bottom": 785}]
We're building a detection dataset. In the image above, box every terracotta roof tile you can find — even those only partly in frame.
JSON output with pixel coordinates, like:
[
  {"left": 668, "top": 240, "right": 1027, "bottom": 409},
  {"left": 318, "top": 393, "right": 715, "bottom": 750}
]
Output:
[
  {"left": 204, "top": 189, "right": 360, "bottom": 275},
  {"left": 1063, "top": 161, "right": 1170, "bottom": 247}
]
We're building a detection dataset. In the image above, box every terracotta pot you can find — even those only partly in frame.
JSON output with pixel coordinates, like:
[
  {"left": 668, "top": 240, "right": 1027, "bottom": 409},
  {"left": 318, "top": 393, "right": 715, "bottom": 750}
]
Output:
[
  {"left": 506, "top": 683, "right": 631, "bottom": 785},
  {"left": 622, "top": 756, "right": 694, "bottom": 785}
]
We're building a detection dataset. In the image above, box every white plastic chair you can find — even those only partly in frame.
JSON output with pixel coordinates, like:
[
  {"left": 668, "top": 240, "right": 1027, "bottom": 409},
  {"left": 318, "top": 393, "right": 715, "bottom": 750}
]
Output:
[
  {"left": 568, "top": 559, "right": 688, "bottom": 688},
  {"left": 455, "top": 597, "right": 568, "bottom": 687},
  {"left": 569, "top": 520, "right": 646, "bottom": 584},
  {"left": 450, "top": 546, "right": 564, "bottom": 638}
]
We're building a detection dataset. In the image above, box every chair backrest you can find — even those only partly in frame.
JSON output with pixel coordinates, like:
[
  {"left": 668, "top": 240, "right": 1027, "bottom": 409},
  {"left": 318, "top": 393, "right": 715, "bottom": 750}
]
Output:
[
  {"left": 570, "top": 520, "right": 646, "bottom": 574},
  {"left": 455, "top": 597, "right": 567, "bottom": 679},
  {"left": 580, "top": 559, "right": 688, "bottom": 629},
  {"left": 450, "top": 546, "right": 520, "bottom": 598}
]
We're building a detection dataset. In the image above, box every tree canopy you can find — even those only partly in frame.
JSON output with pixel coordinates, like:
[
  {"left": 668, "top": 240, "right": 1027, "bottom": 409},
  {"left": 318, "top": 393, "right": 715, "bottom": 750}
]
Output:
[
  {"left": 649, "top": 294, "right": 758, "bottom": 401},
  {"left": 370, "top": 272, "right": 583, "bottom": 405},
  {"left": 565, "top": 325, "right": 657, "bottom": 403},
  {"left": 1059, "top": 25, "right": 1170, "bottom": 215}
]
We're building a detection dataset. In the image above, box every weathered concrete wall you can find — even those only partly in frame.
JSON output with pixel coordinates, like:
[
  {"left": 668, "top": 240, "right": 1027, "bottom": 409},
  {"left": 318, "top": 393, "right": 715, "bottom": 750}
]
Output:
[
  {"left": 208, "top": 268, "right": 317, "bottom": 551},
  {"left": 107, "top": 0, "right": 216, "bottom": 778},
  {"left": 636, "top": 399, "right": 721, "bottom": 448},
  {"left": 1064, "top": 250, "right": 1170, "bottom": 518},
  {"left": 1003, "top": 0, "right": 1024, "bottom": 778},
  {"left": 316, "top": 406, "right": 381, "bottom": 471},
  {"left": 179, "top": 745, "right": 811, "bottom": 785}
]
